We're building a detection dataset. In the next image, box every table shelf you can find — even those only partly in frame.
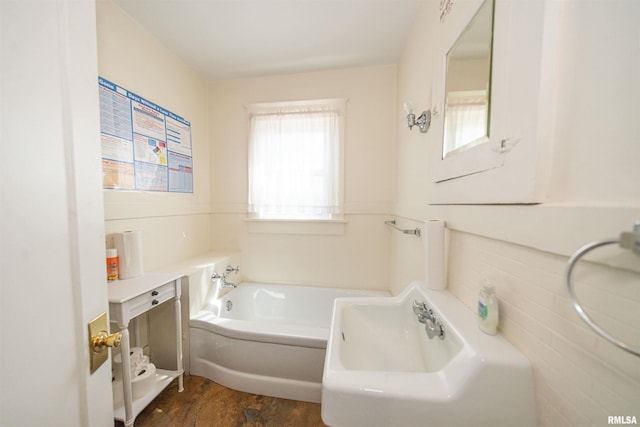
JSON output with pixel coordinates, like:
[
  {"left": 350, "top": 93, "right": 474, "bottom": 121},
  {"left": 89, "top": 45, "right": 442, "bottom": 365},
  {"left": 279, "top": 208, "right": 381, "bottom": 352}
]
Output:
[
  {"left": 113, "top": 369, "right": 183, "bottom": 422},
  {"left": 109, "top": 273, "right": 184, "bottom": 426}
]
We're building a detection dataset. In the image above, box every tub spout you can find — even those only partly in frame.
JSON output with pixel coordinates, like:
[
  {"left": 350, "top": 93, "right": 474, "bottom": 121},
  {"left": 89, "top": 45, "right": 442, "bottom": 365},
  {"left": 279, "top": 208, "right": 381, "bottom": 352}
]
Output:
[
  {"left": 221, "top": 279, "right": 237, "bottom": 289},
  {"left": 212, "top": 271, "right": 237, "bottom": 288}
]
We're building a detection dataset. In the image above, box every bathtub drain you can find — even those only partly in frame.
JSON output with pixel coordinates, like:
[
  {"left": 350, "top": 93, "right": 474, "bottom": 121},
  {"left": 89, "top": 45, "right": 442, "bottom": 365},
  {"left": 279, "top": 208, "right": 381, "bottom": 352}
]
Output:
[{"left": 226, "top": 300, "right": 233, "bottom": 311}]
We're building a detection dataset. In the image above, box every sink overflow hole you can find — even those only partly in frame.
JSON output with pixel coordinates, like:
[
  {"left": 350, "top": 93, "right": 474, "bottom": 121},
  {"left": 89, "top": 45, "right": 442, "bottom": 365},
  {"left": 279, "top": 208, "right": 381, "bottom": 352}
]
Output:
[{"left": 341, "top": 331, "right": 346, "bottom": 341}]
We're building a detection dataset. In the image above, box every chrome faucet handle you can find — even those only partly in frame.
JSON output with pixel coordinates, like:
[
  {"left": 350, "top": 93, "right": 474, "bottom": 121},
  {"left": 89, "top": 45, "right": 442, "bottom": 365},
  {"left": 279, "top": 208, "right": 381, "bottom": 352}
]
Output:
[
  {"left": 417, "top": 312, "right": 428, "bottom": 324},
  {"left": 211, "top": 271, "right": 222, "bottom": 281},
  {"left": 412, "top": 300, "right": 427, "bottom": 315},
  {"left": 225, "top": 265, "right": 240, "bottom": 274}
]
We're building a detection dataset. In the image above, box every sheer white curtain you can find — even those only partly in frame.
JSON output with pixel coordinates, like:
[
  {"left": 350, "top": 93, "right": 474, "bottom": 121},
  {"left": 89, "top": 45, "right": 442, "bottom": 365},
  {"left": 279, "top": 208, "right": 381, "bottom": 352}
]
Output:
[
  {"left": 443, "top": 90, "right": 488, "bottom": 155},
  {"left": 248, "top": 100, "right": 343, "bottom": 219}
]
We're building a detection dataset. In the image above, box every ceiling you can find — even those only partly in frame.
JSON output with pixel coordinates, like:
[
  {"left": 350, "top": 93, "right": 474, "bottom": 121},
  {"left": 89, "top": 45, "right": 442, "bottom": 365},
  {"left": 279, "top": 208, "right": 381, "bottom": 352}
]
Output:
[{"left": 113, "top": 0, "right": 424, "bottom": 81}]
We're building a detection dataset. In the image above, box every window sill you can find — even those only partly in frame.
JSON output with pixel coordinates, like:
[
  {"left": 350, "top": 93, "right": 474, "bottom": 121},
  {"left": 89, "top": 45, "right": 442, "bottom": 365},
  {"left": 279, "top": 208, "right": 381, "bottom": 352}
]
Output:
[{"left": 244, "top": 217, "right": 347, "bottom": 235}]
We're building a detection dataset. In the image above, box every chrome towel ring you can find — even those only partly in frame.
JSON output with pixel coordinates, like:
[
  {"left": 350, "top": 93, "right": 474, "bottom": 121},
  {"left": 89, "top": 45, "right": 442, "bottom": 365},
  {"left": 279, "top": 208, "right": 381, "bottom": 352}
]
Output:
[{"left": 565, "top": 222, "right": 640, "bottom": 358}]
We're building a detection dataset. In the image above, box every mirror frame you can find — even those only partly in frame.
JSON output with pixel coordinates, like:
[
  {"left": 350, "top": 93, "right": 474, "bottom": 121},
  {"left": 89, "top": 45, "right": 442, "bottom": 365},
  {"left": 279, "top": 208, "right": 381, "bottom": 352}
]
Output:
[
  {"left": 429, "top": 0, "right": 553, "bottom": 204},
  {"left": 433, "top": 0, "right": 499, "bottom": 184}
]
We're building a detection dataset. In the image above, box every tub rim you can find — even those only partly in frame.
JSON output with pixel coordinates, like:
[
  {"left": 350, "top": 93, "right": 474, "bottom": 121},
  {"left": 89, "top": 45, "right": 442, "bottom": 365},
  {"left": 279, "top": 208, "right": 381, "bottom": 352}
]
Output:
[
  {"left": 191, "top": 282, "right": 389, "bottom": 349},
  {"left": 190, "top": 310, "right": 328, "bottom": 349}
]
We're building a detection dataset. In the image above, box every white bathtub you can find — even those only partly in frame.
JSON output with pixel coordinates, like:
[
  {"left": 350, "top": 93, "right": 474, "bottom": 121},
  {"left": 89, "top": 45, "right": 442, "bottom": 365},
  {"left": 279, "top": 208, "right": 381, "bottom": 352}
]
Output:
[{"left": 189, "top": 282, "right": 389, "bottom": 403}]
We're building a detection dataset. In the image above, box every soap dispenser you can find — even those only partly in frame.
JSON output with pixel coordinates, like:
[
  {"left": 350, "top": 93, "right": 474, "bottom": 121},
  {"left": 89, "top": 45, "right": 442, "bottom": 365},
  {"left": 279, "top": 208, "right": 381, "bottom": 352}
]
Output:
[{"left": 477, "top": 281, "right": 499, "bottom": 335}]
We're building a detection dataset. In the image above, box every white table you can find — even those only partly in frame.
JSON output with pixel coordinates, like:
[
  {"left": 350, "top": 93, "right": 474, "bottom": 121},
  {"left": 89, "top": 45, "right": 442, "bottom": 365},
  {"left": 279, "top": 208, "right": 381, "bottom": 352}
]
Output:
[{"left": 108, "top": 273, "right": 184, "bottom": 426}]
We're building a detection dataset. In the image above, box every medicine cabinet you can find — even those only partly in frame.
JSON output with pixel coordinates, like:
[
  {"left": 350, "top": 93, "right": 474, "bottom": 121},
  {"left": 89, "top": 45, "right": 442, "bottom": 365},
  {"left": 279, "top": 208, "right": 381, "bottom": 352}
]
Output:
[{"left": 430, "top": 0, "right": 554, "bottom": 204}]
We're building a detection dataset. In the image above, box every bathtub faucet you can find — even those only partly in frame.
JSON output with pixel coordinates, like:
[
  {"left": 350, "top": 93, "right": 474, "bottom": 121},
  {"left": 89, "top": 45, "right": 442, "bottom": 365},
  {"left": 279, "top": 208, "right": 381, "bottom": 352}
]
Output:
[
  {"left": 211, "top": 271, "right": 236, "bottom": 288},
  {"left": 211, "top": 264, "right": 240, "bottom": 288},
  {"left": 211, "top": 270, "right": 237, "bottom": 289},
  {"left": 220, "top": 278, "right": 237, "bottom": 289}
]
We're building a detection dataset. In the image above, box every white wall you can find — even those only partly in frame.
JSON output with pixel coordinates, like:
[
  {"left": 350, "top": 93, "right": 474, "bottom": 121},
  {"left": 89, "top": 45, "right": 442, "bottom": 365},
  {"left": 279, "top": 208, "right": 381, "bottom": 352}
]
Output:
[
  {"left": 394, "top": 0, "right": 640, "bottom": 425},
  {"left": 209, "top": 66, "right": 396, "bottom": 289},
  {"left": 97, "top": 0, "right": 211, "bottom": 270}
]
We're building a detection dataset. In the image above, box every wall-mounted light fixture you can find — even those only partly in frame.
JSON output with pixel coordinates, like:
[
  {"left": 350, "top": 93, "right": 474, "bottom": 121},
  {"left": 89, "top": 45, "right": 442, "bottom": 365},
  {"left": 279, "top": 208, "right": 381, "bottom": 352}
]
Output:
[{"left": 403, "top": 101, "right": 431, "bottom": 133}]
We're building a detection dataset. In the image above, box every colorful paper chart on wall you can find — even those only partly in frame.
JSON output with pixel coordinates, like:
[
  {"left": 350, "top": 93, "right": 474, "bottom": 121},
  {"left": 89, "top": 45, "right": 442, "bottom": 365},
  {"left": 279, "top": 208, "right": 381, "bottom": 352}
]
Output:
[{"left": 98, "top": 76, "right": 193, "bottom": 193}]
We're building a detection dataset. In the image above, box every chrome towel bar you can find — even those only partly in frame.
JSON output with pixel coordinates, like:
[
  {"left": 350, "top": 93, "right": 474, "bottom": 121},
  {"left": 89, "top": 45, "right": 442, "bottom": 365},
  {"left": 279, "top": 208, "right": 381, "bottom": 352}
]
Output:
[
  {"left": 565, "top": 222, "right": 640, "bottom": 358},
  {"left": 384, "top": 220, "right": 421, "bottom": 237}
]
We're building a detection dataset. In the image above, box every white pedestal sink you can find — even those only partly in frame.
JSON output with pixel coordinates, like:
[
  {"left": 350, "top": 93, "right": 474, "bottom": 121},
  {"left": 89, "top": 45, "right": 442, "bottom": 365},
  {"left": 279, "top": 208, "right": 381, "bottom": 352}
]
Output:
[{"left": 321, "top": 281, "right": 536, "bottom": 427}]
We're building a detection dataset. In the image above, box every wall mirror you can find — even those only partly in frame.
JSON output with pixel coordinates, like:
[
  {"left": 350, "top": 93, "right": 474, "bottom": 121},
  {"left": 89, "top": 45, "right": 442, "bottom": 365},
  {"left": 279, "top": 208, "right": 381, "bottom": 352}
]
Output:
[{"left": 442, "top": 0, "right": 494, "bottom": 159}]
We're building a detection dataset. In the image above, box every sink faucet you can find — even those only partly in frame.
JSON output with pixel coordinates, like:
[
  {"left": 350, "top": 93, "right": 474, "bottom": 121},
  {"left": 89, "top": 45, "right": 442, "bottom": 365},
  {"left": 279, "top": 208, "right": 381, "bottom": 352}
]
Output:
[
  {"left": 424, "top": 318, "right": 444, "bottom": 340},
  {"left": 412, "top": 300, "right": 445, "bottom": 340},
  {"left": 211, "top": 264, "right": 240, "bottom": 289}
]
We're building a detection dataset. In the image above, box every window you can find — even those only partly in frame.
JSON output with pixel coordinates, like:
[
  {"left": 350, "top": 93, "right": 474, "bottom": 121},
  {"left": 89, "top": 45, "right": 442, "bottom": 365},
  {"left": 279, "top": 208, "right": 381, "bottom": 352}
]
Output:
[
  {"left": 247, "top": 99, "right": 345, "bottom": 220},
  {"left": 443, "top": 90, "right": 489, "bottom": 156}
]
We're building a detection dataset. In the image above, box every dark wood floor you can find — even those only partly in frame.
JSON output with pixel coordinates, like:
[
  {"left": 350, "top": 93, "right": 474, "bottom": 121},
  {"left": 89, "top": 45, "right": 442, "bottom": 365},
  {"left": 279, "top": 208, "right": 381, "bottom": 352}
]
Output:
[{"left": 116, "top": 375, "right": 327, "bottom": 427}]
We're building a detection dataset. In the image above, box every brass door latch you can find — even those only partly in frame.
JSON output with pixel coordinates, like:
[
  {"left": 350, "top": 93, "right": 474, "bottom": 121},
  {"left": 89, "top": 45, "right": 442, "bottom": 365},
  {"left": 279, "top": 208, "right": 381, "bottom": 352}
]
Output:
[{"left": 88, "top": 312, "right": 122, "bottom": 374}]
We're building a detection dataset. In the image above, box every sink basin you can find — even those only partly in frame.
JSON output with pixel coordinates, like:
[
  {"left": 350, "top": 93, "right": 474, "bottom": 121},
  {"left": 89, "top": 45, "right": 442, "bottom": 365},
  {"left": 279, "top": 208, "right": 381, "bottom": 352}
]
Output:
[
  {"left": 338, "top": 300, "right": 463, "bottom": 373},
  {"left": 321, "top": 281, "right": 536, "bottom": 427}
]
